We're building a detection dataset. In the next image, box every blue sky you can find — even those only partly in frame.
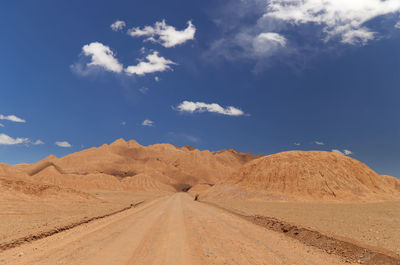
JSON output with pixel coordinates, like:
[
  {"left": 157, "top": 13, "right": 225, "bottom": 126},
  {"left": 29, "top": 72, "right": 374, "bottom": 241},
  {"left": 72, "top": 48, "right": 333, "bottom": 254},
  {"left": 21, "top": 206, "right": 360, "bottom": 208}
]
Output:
[{"left": 0, "top": 0, "right": 399, "bottom": 177}]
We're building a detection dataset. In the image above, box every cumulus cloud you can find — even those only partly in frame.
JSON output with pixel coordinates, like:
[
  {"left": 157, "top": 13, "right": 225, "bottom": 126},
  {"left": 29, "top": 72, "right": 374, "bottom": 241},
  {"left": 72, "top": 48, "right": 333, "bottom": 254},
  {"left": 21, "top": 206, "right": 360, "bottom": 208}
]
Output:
[
  {"left": 55, "top": 141, "right": 72, "bottom": 148},
  {"left": 0, "top": 134, "right": 29, "bottom": 145},
  {"left": 332, "top": 149, "right": 353, "bottom": 156},
  {"left": 125, "top": 51, "right": 175, "bottom": 76},
  {"left": 176, "top": 101, "right": 245, "bottom": 116},
  {"left": 127, "top": 20, "right": 196, "bottom": 47},
  {"left": 0, "top": 114, "right": 26, "bottom": 123},
  {"left": 142, "top": 119, "right": 154, "bottom": 126},
  {"left": 315, "top": 141, "right": 324, "bottom": 145},
  {"left": 265, "top": 0, "right": 400, "bottom": 45},
  {"left": 209, "top": 0, "right": 400, "bottom": 65},
  {"left": 110, "top": 20, "right": 126, "bottom": 31},
  {"left": 32, "top": 139, "right": 44, "bottom": 145},
  {"left": 75, "top": 42, "right": 123, "bottom": 74}
]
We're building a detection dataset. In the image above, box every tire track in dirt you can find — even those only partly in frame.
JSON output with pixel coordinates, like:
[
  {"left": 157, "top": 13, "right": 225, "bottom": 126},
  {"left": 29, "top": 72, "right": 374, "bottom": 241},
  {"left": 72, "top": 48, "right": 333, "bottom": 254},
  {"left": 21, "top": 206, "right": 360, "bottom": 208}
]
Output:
[
  {"left": 201, "top": 201, "right": 400, "bottom": 265},
  {"left": 0, "top": 193, "right": 362, "bottom": 265},
  {"left": 0, "top": 201, "right": 144, "bottom": 252}
]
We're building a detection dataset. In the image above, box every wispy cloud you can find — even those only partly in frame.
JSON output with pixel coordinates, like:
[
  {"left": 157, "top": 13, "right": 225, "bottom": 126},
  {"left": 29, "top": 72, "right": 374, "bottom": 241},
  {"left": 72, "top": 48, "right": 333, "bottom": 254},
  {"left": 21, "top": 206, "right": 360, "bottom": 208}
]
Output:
[
  {"left": 139, "top": 87, "right": 149, "bottom": 94},
  {"left": 294, "top": 142, "right": 301, "bottom": 146},
  {"left": 32, "top": 139, "right": 44, "bottom": 145},
  {"left": 0, "top": 114, "right": 26, "bottom": 123},
  {"left": 142, "top": 119, "right": 154, "bottom": 126},
  {"left": 121, "top": 121, "right": 127, "bottom": 126},
  {"left": 0, "top": 134, "right": 29, "bottom": 145},
  {"left": 127, "top": 20, "right": 196, "bottom": 48},
  {"left": 125, "top": 51, "right": 175, "bottom": 76},
  {"left": 0, "top": 124, "right": 4, "bottom": 127},
  {"left": 315, "top": 141, "right": 324, "bottom": 145},
  {"left": 55, "top": 141, "right": 72, "bottom": 148},
  {"left": 110, "top": 20, "right": 126, "bottom": 31},
  {"left": 168, "top": 132, "right": 200, "bottom": 143},
  {"left": 344, "top": 149, "right": 353, "bottom": 155},
  {"left": 176, "top": 101, "right": 245, "bottom": 116},
  {"left": 332, "top": 149, "right": 353, "bottom": 156},
  {"left": 209, "top": 0, "right": 400, "bottom": 67},
  {"left": 265, "top": 0, "right": 400, "bottom": 45},
  {"left": 154, "top": 76, "right": 160, "bottom": 82}
]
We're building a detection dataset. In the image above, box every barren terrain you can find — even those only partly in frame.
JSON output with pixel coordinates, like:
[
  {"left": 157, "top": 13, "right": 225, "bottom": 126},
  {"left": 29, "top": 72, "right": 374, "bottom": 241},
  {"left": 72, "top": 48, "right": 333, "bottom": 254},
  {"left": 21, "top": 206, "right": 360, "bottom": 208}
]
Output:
[
  {"left": 0, "top": 193, "right": 357, "bottom": 265},
  {"left": 0, "top": 191, "right": 160, "bottom": 249},
  {"left": 207, "top": 199, "right": 400, "bottom": 255},
  {"left": 1, "top": 139, "right": 399, "bottom": 264}
]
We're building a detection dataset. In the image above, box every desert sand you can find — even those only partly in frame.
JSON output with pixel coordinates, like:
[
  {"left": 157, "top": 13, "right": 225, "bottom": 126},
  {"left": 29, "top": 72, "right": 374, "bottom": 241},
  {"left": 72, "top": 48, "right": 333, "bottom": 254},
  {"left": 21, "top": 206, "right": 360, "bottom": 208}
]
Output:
[
  {"left": 0, "top": 139, "right": 399, "bottom": 264},
  {"left": 0, "top": 193, "right": 357, "bottom": 265}
]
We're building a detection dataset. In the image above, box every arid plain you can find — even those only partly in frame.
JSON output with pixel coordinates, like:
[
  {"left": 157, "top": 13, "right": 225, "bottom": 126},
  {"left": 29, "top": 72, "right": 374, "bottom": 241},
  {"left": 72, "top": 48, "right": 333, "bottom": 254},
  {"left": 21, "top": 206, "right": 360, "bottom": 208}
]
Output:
[{"left": 0, "top": 139, "right": 399, "bottom": 265}]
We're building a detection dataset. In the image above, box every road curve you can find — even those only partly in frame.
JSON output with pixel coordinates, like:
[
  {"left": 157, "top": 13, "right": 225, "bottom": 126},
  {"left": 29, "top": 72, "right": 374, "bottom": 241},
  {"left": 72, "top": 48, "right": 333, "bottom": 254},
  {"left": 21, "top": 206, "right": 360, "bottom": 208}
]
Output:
[{"left": 0, "top": 193, "right": 353, "bottom": 265}]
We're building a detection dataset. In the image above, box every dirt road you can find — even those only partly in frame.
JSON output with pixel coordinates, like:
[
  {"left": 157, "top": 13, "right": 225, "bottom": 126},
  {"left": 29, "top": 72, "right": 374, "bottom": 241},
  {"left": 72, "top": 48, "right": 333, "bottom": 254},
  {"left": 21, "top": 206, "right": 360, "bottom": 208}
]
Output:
[{"left": 0, "top": 193, "right": 352, "bottom": 265}]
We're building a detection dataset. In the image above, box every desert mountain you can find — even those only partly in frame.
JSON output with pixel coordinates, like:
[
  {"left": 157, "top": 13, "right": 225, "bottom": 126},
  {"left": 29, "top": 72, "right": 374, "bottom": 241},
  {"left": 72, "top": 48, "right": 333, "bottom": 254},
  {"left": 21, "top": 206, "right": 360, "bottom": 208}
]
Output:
[
  {"left": 200, "top": 151, "right": 400, "bottom": 202},
  {"left": 1, "top": 139, "right": 260, "bottom": 194},
  {"left": 1, "top": 140, "right": 399, "bottom": 202}
]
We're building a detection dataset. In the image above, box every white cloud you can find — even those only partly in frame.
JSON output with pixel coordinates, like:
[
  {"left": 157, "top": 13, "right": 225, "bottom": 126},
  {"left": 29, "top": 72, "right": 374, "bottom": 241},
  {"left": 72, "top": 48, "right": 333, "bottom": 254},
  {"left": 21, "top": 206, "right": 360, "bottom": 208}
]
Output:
[
  {"left": 340, "top": 28, "right": 376, "bottom": 45},
  {"left": 315, "top": 141, "right": 324, "bottom": 145},
  {"left": 33, "top": 139, "right": 44, "bottom": 145},
  {"left": 257, "top": 33, "right": 286, "bottom": 47},
  {"left": 142, "top": 119, "right": 154, "bottom": 126},
  {"left": 125, "top": 51, "right": 175, "bottom": 76},
  {"left": 344, "top": 149, "right": 353, "bottom": 155},
  {"left": 127, "top": 20, "right": 196, "bottom": 47},
  {"left": 252, "top": 32, "right": 287, "bottom": 55},
  {"left": 0, "top": 134, "right": 29, "bottom": 145},
  {"left": 265, "top": 0, "right": 400, "bottom": 45},
  {"left": 0, "top": 114, "right": 26, "bottom": 123},
  {"left": 294, "top": 142, "right": 301, "bottom": 146},
  {"left": 176, "top": 101, "right": 245, "bottom": 116},
  {"left": 332, "top": 149, "right": 353, "bottom": 156},
  {"left": 209, "top": 0, "right": 400, "bottom": 65},
  {"left": 110, "top": 20, "right": 126, "bottom": 31},
  {"left": 0, "top": 124, "right": 4, "bottom": 127},
  {"left": 332, "top": 149, "right": 344, "bottom": 155},
  {"left": 154, "top": 76, "right": 160, "bottom": 82},
  {"left": 121, "top": 121, "right": 127, "bottom": 126},
  {"left": 55, "top": 141, "right": 72, "bottom": 148},
  {"left": 168, "top": 132, "right": 200, "bottom": 143},
  {"left": 81, "top": 42, "right": 123, "bottom": 73},
  {"left": 139, "top": 87, "right": 149, "bottom": 94},
  {"left": 395, "top": 20, "right": 400, "bottom": 28}
]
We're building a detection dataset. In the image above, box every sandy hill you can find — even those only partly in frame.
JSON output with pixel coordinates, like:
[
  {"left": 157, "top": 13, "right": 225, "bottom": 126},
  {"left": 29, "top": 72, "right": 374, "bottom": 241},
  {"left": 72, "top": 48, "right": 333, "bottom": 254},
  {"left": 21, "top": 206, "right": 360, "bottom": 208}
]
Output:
[
  {"left": 6, "top": 139, "right": 259, "bottom": 193},
  {"left": 0, "top": 176, "right": 93, "bottom": 201},
  {"left": 200, "top": 151, "right": 400, "bottom": 202}
]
